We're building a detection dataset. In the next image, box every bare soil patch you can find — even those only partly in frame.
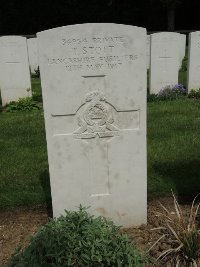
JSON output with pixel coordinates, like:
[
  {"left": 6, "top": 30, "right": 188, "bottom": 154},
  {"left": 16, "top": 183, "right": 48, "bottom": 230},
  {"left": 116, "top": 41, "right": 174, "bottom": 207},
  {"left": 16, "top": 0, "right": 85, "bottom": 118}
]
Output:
[{"left": 0, "top": 197, "right": 194, "bottom": 266}]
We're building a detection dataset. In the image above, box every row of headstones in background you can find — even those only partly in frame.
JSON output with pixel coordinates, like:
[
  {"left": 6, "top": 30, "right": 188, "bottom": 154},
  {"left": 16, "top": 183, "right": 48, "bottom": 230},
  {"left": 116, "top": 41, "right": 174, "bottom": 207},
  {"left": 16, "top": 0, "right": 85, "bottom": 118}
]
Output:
[
  {"left": 1, "top": 31, "right": 200, "bottom": 106},
  {"left": 147, "top": 32, "right": 186, "bottom": 94},
  {"left": 29, "top": 32, "right": 200, "bottom": 93}
]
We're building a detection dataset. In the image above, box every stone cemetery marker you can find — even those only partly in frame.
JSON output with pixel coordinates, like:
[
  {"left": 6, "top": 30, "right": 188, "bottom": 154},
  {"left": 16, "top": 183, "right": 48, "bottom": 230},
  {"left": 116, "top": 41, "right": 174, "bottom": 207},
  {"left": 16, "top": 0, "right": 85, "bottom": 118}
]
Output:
[
  {"left": 37, "top": 24, "right": 147, "bottom": 226},
  {"left": 0, "top": 36, "right": 31, "bottom": 106},
  {"left": 187, "top": 31, "right": 200, "bottom": 92},
  {"left": 27, "top": 38, "right": 39, "bottom": 74},
  {"left": 150, "top": 32, "right": 183, "bottom": 94},
  {"left": 146, "top": 35, "right": 150, "bottom": 69}
]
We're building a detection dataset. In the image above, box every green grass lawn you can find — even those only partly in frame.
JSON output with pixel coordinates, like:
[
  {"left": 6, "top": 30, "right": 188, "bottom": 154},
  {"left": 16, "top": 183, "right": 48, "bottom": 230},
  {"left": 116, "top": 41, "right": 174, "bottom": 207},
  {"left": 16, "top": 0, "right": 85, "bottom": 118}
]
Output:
[
  {"left": 31, "top": 76, "right": 42, "bottom": 102},
  {"left": 0, "top": 112, "right": 50, "bottom": 209},
  {"left": 148, "top": 99, "right": 200, "bottom": 198},
  {"left": 0, "top": 75, "right": 199, "bottom": 210}
]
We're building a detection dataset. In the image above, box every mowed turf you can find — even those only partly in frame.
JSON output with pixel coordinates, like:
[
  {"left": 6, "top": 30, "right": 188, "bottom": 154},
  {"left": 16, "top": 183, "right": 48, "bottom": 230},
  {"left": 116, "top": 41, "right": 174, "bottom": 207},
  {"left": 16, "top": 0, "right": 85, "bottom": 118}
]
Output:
[
  {"left": 148, "top": 99, "right": 200, "bottom": 198},
  {"left": 0, "top": 112, "right": 50, "bottom": 209},
  {"left": 0, "top": 78, "right": 200, "bottom": 209}
]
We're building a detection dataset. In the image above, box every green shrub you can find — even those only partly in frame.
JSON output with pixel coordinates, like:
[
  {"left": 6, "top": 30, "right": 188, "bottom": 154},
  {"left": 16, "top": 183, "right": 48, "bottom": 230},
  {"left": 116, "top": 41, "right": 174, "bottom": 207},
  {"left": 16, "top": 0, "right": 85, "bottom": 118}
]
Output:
[
  {"left": 5, "top": 97, "right": 41, "bottom": 112},
  {"left": 8, "top": 206, "right": 150, "bottom": 267},
  {"left": 180, "top": 56, "right": 187, "bottom": 72},
  {"left": 188, "top": 89, "right": 200, "bottom": 100}
]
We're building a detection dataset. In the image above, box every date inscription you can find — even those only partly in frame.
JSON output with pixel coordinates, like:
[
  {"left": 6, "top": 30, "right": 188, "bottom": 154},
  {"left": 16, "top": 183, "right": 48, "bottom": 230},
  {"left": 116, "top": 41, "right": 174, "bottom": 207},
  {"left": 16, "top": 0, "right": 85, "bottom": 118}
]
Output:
[{"left": 47, "top": 36, "right": 138, "bottom": 72}]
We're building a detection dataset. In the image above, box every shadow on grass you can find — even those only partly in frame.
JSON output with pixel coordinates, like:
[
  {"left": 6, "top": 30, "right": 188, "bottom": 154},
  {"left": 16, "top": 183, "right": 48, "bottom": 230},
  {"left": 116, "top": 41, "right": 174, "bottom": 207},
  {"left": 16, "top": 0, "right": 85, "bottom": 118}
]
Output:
[
  {"left": 39, "top": 170, "right": 53, "bottom": 218},
  {"left": 152, "top": 159, "right": 200, "bottom": 204}
]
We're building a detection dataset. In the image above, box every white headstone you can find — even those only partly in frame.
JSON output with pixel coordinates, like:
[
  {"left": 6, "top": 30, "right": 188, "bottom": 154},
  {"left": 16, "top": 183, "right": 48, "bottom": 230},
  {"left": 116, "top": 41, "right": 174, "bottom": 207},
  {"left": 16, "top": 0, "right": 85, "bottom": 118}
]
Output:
[
  {"left": 146, "top": 35, "right": 150, "bottom": 69},
  {"left": 0, "top": 36, "right": 31, "bottom": 106},
  {"left": 27, "top": 38, "right": 39, "bottom": 74},
  {"left": 187, "top": 31, "right": 200, "bottom": 92},
  {"left": 37, "top": 23, "right": 147, "bottom": 227},
  {"left": 150, "top": 32, "right": 183, "bottom": 94}
]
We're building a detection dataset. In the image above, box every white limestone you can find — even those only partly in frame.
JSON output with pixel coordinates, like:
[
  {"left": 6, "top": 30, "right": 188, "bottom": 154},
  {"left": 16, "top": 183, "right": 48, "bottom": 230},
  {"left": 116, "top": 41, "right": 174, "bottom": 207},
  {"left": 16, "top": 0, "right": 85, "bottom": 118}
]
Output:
[
  {"left": 27, "top": 38, "right": 39, "bottom": 74},
  {"left": 187, "top": 31, "right": 200, "bottom": 92},
  {"left": 146, "top": 35, "right": 150, "bottom": 69},
  {"left": 37, "top": 23, "right": 147, "bottom": 227},
  {"left": 150, "top": 32, "right": 184, "bottom": 94},
  {"left": 0, "top": 36, "right": 31, "bottom": 106}
]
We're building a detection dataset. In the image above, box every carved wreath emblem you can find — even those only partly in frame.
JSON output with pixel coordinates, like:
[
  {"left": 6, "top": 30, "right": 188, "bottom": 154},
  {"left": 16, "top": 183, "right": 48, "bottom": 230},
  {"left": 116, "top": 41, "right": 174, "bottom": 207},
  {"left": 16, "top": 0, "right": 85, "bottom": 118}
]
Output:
[{"left": 74, "top": 91, "right": 119, "bottom": 139}]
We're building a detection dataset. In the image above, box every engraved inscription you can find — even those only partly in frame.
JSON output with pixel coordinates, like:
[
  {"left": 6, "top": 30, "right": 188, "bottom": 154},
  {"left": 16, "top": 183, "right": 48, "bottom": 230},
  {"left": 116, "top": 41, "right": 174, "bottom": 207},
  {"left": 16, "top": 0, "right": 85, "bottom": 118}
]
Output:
[
  {"left": 47, "top": 35, "right": 139, "bottom": 71},
  {"left": 6, "top": 61, "right": 20, "bottom": 64},
  {"left": 74, "top": 91, "right": 119, "bottom": 139},
  {"left": 62, "top": 36, "right": 125, "bottom": 45}
]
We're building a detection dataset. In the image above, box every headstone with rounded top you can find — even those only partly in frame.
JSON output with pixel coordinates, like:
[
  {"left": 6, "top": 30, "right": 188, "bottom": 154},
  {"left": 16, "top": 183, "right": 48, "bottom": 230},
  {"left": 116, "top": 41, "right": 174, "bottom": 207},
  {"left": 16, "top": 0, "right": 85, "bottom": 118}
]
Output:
[
  {"left": 37, "top": 23, "right": 147, "bottom": 227},
  {"left": 187, "top": 31, "right": 200, "bottom": 92},
  {"left": 0, "top": 36, "right": 31, "bottom": 106},
  {"left": 150, "top": 32, "right": 185, "bottom": 94}
]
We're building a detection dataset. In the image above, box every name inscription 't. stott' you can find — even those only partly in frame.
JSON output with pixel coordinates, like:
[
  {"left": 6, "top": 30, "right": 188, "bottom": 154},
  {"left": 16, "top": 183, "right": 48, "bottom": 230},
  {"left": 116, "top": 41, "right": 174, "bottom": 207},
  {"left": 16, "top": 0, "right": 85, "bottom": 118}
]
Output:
[{"left": 47, "top": 36, "right": 139, "bottom": 71}]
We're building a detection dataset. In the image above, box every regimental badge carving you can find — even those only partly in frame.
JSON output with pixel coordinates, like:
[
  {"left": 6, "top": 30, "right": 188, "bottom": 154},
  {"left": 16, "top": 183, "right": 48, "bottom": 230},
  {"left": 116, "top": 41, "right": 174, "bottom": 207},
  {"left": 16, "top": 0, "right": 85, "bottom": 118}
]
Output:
[{"left": 74, "top": 91, "right": 119, "bottom": 139}]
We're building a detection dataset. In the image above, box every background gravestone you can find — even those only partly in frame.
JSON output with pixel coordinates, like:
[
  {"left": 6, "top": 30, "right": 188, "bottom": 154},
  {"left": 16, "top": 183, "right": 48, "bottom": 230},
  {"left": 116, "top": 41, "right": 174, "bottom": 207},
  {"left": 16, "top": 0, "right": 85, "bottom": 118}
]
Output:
[
  {"left": 27, "top": 38, "right": 39, "bottom": 74},
  {"left": 37, "top": 23, "right": 147, "bottom": 226},
  {"left": 149, "top": 32, "right": 184, "bottom": 94},
  {"left": 0, "top": 36, "right": 31, "bottom": 106},
  {"left": 146, "top": 35, "right": 150, "bottom": 69},
  {"left": 187, "top": 31, "right": 200, "bottom": 92}
]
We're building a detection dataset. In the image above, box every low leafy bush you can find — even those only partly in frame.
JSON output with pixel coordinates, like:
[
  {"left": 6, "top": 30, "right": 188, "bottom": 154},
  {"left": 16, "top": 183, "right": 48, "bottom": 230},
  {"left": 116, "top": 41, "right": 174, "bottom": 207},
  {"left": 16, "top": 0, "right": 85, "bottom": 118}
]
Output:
[
  {"left": 8, "top": 206, "right": 150, "bottom": 267},
  {"left": 153, "top": 191, "right": 200, "bottom": 266},
  {"left": 188, "top": 88, "right": 200, "bottom": 100},
  {"left": 5, "top": 97, "right": 41, "bottom": 112}
]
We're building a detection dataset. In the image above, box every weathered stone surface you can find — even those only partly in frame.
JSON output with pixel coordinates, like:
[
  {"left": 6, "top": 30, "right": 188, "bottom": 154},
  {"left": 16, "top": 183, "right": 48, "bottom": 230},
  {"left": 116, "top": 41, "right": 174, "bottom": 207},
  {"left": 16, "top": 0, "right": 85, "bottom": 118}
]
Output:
[
  {"left": 27, "top": 38, "right": 39, "bottom": 74},
  {"left": 0, "top": 36, "right": 31, "bottom": 106},
  {"left": 187, "top": 31, "right": 200, "bottom": 92},
  {"left": 146, "top": 35, "right": 150, "bottom": 69},
  {"left": 37, "top": 23, "right": 147, "bottom": 226},
  {"left": 149, "top": 32, "right": 184, "bottom": 94}
]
